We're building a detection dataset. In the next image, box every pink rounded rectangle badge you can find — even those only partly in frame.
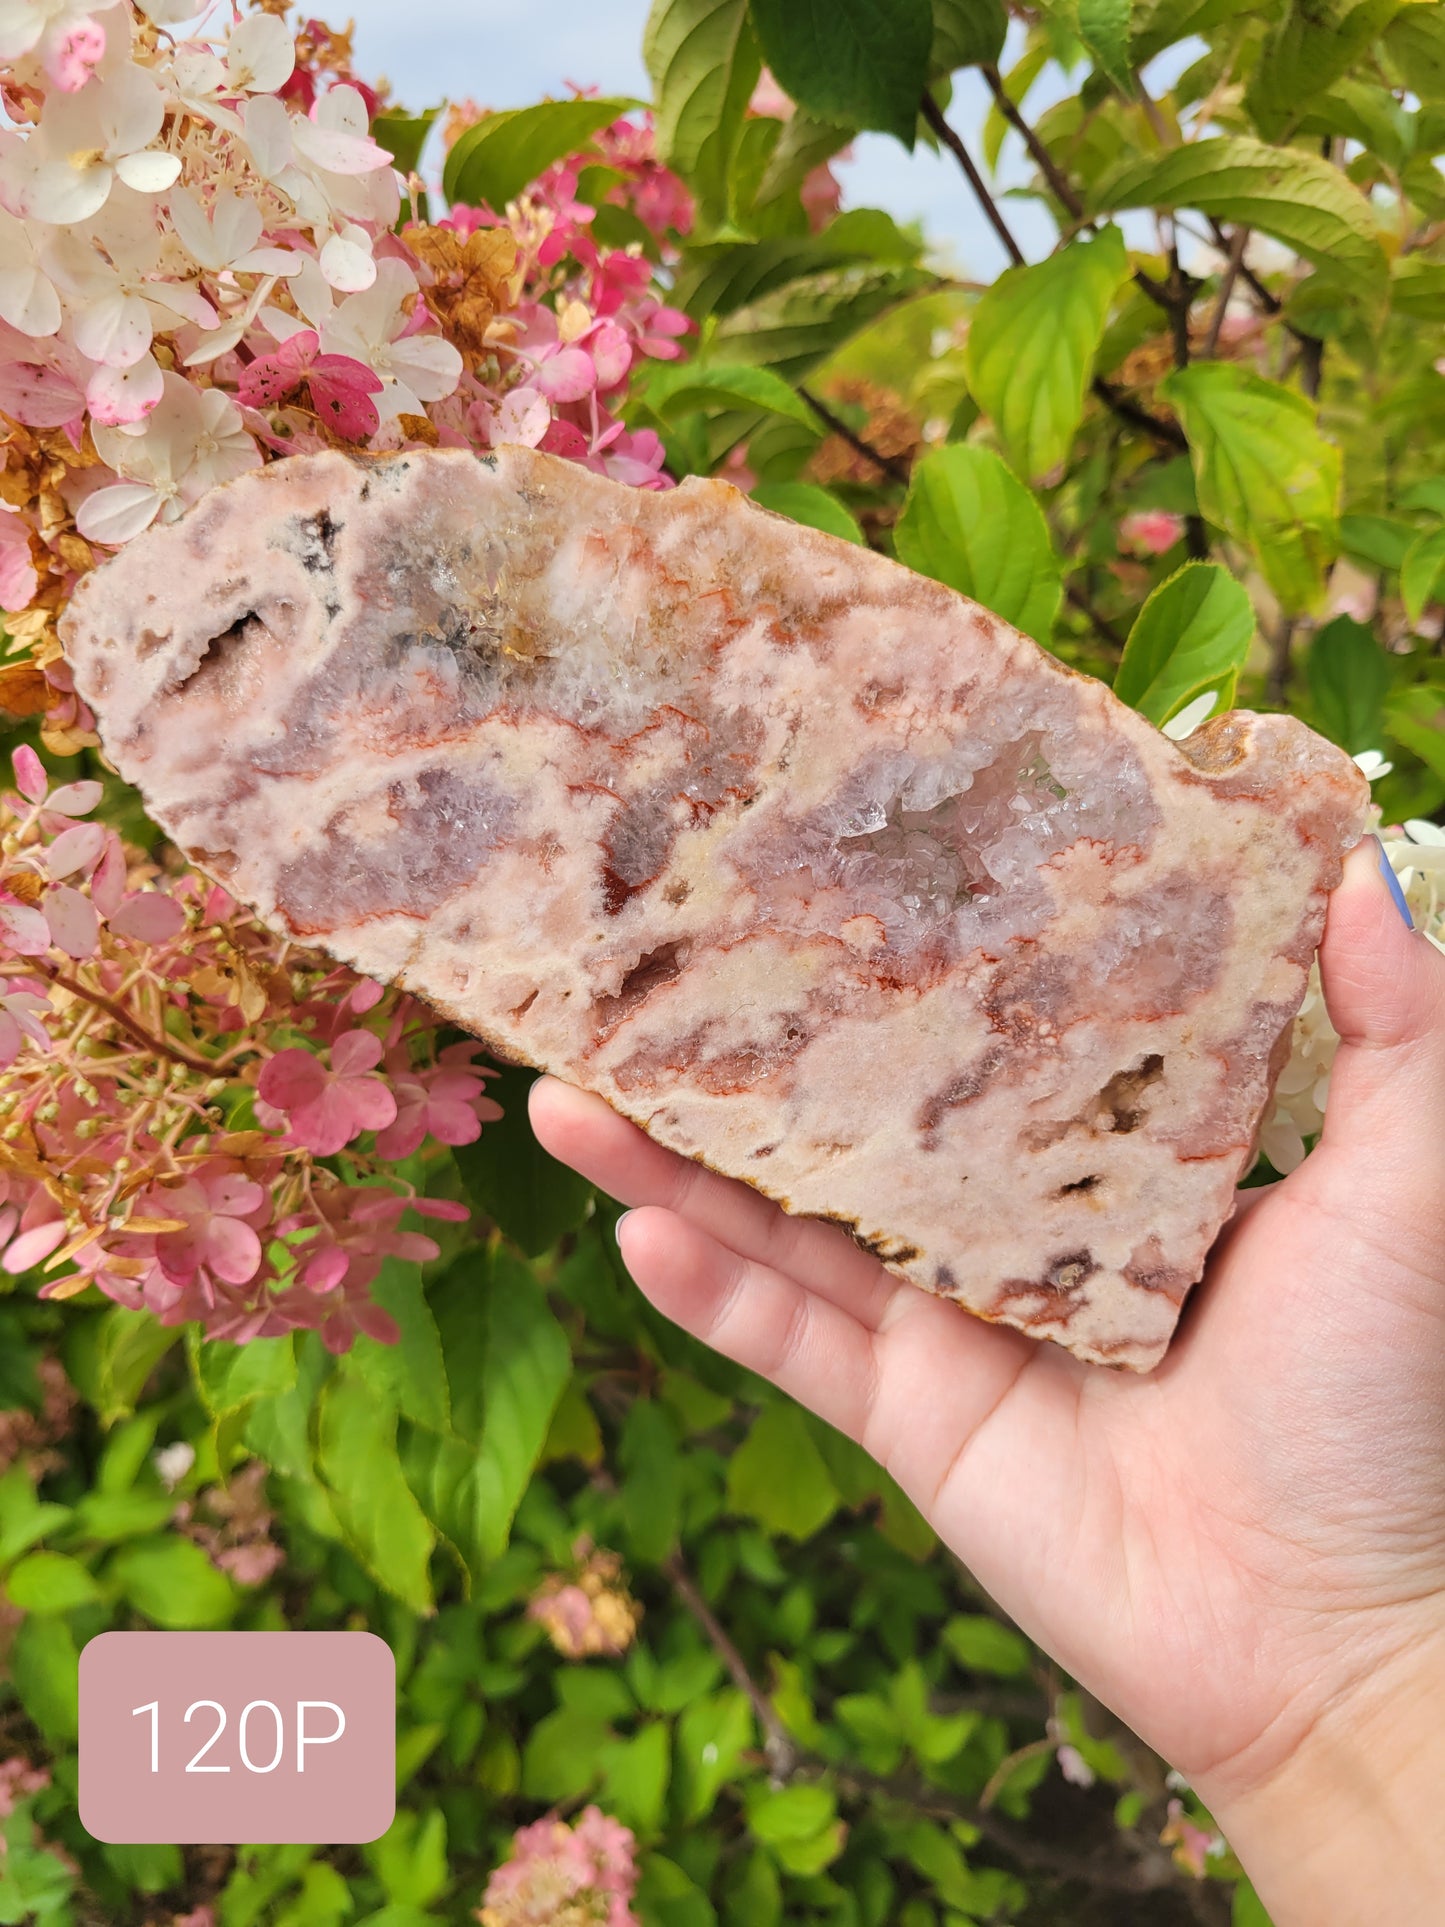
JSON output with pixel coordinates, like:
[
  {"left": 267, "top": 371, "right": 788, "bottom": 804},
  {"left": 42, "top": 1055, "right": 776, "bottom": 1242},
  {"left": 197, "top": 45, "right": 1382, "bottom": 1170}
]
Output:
[{"left": 79, "top": 1631, "right": 395, "bottom": 1844}]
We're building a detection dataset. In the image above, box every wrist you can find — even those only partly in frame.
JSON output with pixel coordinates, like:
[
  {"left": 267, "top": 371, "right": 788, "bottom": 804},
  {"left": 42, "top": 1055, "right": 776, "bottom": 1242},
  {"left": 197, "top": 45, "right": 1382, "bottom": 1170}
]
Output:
[{"left": 1197, "top": 1610, "right": 1445, "bottom": 1927}]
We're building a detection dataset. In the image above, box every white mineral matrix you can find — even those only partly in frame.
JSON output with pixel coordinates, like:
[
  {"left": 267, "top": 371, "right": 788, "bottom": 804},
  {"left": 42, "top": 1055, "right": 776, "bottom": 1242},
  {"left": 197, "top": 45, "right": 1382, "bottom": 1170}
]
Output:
[{"left": 60, "top": 447, "right": 1371, "bottom": 1369}]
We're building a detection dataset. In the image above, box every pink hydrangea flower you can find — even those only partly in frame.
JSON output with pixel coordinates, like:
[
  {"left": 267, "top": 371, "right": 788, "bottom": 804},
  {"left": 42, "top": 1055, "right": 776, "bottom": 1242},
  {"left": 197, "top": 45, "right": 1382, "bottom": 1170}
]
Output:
[
  {"left": 151, "top": 1169, "right": 269, "bottom": 1290},
  {"left": 480, "top": 1807, "right": 639, "bottom": 1927},
  {"left": 373, "top": 1041, "right": 501, "bottom": 1160},
  {"left": 257, "top": 1028, "right": 398, "bottom": 1155},
  {"left": 1118, "top": 509, "right": 1185, "bottom": 556}
]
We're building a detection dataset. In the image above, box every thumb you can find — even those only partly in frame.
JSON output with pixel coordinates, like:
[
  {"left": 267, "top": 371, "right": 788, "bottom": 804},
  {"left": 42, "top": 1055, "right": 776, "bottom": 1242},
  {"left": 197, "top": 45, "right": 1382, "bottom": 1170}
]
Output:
[{"left": 1315, "top": 832, "right": 1445, "bottom": 1163}]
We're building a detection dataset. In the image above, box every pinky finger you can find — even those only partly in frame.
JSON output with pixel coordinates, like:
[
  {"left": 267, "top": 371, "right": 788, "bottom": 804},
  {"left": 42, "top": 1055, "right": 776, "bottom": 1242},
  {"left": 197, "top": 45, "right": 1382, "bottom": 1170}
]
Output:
[{"left": 617, "top": 1206, "right": 879, "bottom": 1447}]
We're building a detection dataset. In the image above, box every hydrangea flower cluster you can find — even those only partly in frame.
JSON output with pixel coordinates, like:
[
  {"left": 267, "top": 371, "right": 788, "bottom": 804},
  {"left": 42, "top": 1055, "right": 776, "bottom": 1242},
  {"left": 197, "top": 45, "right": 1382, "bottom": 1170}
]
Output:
[
  {"left": 0, "top": 0, "right": 693, "bottom": 753},
  {"left": 0, "top": 742, "right": 498, "bottom": 1347},
  {"left": 1261, "top": 820, "right": 1445, "bottom": 1172},
  {"left": 527, "top": 1544, "right": 641, "bottom": 1661},
  {"left": 479, "top": 1807, "right": 640, "bottom": 1927}
]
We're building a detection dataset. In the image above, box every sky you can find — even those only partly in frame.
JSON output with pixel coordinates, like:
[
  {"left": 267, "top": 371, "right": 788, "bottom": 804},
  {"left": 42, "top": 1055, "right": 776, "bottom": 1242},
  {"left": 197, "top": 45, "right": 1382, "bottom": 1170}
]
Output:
[{"left": 337, "top": 0, "right": 1063, "bottom": 279}]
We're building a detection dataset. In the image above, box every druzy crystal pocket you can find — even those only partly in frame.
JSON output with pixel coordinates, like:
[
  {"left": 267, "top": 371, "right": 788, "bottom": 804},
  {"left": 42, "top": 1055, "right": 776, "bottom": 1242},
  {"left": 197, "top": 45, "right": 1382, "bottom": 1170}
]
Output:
[{"left": 60, "top": 447, "right": 1370, "bottom": 1369}]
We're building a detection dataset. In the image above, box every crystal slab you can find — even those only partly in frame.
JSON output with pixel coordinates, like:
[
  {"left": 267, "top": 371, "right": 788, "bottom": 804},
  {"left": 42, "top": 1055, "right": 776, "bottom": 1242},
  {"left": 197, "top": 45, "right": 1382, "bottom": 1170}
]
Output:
[{"left": 60, "top": 448, "right": 1371, "bottom": 1368}]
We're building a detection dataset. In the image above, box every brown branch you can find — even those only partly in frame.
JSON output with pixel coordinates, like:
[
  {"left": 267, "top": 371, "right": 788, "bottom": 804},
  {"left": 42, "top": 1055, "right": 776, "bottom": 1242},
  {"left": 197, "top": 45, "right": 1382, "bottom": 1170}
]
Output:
[
  {"left": 797, "top": 386, "right": 912, "bottom": 486},
  {"left": 920, "top": 90, "right": 1025, "bottom": 267},
  {"left": 664, "top": 1552, "right": 796, "bottom": 1782},
  {"left": 1205, "top": 217, "right": 1282, "bottom": 315},
  {"left": 1203, "top": 224, "right": 1249, "bottom": 358},
  {"left": 1267, "top": 616, "right": 1296, "bottom": 706},
  {"left": 980, "top": 63, "right": 1085, "bottom": 221},
  {"left": 1066, "top": 581, "right": 1127, "bottom": 651},
  {"left": 40, "top": 961, "right": 215, "bottom": 1075},
  {"left": 1090, "top": 378, "right": 1188, "bottom": 452}
]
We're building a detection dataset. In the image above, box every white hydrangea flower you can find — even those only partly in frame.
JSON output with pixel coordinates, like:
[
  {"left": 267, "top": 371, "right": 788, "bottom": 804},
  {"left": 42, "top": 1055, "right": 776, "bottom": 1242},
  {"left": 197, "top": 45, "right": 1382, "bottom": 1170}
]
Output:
[
  {"left": 78, "top": 370, "right": 260, "bottom": 540},
  {"left": 321, "top": 257, "right": 463, "bottom": 417},
  {"left": 0, "top": 0, "right": 121, "bottom": 90},
  {"left": 12, "top": 61, "right": 182, "bottom": 225},
  {"left": 0, "top": 206, "right": 62, "bottom": 337},
  {"left": 1262, "top": 822, "right": 1445, "bottom": 1170}
]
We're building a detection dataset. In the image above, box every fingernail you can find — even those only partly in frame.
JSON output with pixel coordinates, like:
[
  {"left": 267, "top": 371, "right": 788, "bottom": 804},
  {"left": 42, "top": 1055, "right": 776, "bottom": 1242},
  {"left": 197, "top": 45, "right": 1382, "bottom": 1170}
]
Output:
[
  {"left": 614, "top": 1209, "right": 634, "bottom": 1243},
  {"left": 1371, "top": 833, "right": 1414, "bottom": 930}
]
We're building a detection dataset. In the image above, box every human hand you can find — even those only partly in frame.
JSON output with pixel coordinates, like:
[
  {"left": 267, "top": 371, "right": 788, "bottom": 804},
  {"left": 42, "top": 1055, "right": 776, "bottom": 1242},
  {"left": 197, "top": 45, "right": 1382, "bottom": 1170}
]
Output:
[{"left": 529, "top": 835, "right": 1445, "bottom": 1925}]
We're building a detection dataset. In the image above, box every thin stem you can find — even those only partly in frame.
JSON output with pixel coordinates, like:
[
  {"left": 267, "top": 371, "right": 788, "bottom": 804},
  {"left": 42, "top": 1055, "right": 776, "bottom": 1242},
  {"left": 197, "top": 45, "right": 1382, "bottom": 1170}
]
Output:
[
  {"left": 920, "top": 90, "right": 1025, "bottom": 267},
  {"left": 796, "top": 386, "right": 912, "bottom": 486},
  {"left": 1206, "top": 217, "right": 1282, "bottom": 315},
  {"left": 1267, "top": 616, "right": 1296, "bottom": 706},
  {"left": 38, "top": 962, "right": 214, "bottom": 1075},
  {"left": 1066, "top": 580, "right": 1127, "bottom": 651},
  {"left": 979, "top": 64, "right": 1085, "bottom": 221},
  {"left": 1202, "top": 224, "right": 1249, "bottom": 358},
  {"left": 664, "top": 1551, "right": 797, "bottom": 1782}
]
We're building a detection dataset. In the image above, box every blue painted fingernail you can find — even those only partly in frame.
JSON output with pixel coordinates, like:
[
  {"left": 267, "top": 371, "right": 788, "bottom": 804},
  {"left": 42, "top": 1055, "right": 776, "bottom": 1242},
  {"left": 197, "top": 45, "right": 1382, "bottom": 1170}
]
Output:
[{"left": 1372, "top": 834, "right": 1414, "bottom": 929}]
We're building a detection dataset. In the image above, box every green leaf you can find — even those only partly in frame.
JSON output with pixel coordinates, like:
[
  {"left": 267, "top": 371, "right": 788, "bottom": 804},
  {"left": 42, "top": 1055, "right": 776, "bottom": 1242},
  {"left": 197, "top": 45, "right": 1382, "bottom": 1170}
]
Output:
[
  {"left": 1306, "top": 616, "right": 1390, "bottom": 752},
  {"left": 727, "top": 1402, "right": 840, "bottom": 1539},
  {"left": 522, "top": 1707, "right": 611, "bottom": 1802},
  {"left": 712, "top": 263, "right": 933, "bottom": 381},
  {"left": 68, "top": 1487, "right": 175, "bottom": 1543},
  {"left": 1246, "top": 0, "right": 1401, "bottom": 139},
  {"left": 348, "top": 1261, "right": 450, "bottom": 1433},
  {"left": 1401, "top": 525, "right": 1445, "bottom": 627},
  {"left": 1159, "top": 363, "right": 1341, "bottom": 612},
  {"left": 1113, "top": 561, "right": 1254, "bottom": 725},
  {"left": 109, "top": 1536, "right": 237, "bottom": 1628},
  {"left": 1339, "top": 512, "right": 1414, "bottom": 571},
  {"left": 645, "top": 0, "right": 760, "bottom": 217},
  {"left": 364, "top": 1809, "right": 449, "bottom": 1909},
  {"left": 1383, "top": 3, "right": 1445, "bottom": 100},
  {"left": 1385, "top": 683, "right": 1445, "bottom": 778},
  {"left": 317, "top": 1374, "right": 435, "bottom": 1613},
  {"left": 747, "top": 1782, "right": 837, "bottom": 1844},
  {"left": 941, "top": 1613, "right": 1035, "bottom": 1678},
  {"left": 635, "top": 1855, "right": 719, "bottom": 1927},
  {"left": 751, "top": 481, "right": 865, "bottom": 543},
  {"left": 894, "top": 443, "right": 1062, "bottom": 643},
  {"left": 1078, "top": 0, "right": 1134, "bottom": 91},
  {"left": 442, "top": 97, "right": 636, "bottom": 212},
  {"left": 749, "top": 0, "right": 934, "bottom": 149},
  {"left": 403, "top": 1250, "right": 569, "bottom": 1577},
  {"left": 620, "top": 1399, "right": 683, "bottom": 1566},
  {"left": 5, "top": 1550, "right": 100, "bottom": 1615},
  {"left": 1094, "top": 136, "right": 1386, "bottom": 282},
  {"left": 371, "top": 106, "right": 440, "bottom": 178},
  {"left": 755, "top": 109, "right": 855, "bottom": 208},
  {"left": 453, "top": 1062, "right": 592, "bottom": 1257},
  {"left": 965, "top": 226, "right": 1129, "bottom": 481},
  {"left": 0, "top": 1466, "right": 70, "bottom": 1569},
  {"left": 102, "top": 1841, "right": 183, "bottom": 1895},
  {"left": 1233, "top": 1878, "right": 1276, "bottom": 1927},
  {"left": 63, "top": 1306, "right": 179, "bottom": 1426},
  {"left": 599, "top": 1722, "right": 672, "bottom": 1833},
  {"left": 641, "top": 359, "right": 819, "bottom": 431},
  {"left": 930, "top": 0, "right": 1008, "bottom": 72},
  {"left": 675, "top": 1690, "right": 755, "bottom": 1819},
  {"left": 189, "top": 1331, "right": 296, "bottom": 1418},
  {"left": 9, "top": 1614, "right": 78, "bottom": 1743}
]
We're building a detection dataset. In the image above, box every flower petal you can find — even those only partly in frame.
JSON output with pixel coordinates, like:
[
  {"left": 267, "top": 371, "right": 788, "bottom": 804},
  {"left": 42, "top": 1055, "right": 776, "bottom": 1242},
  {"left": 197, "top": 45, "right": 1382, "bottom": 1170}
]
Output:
[
  {"left": 43, "top": 883, "right": 100, "bottom": 958},
  {"left": 114, "top": 148, "right": 183, "bottom": 194},
  {"left": 109, "top": 891, "right": 186, "bottom": 943}
]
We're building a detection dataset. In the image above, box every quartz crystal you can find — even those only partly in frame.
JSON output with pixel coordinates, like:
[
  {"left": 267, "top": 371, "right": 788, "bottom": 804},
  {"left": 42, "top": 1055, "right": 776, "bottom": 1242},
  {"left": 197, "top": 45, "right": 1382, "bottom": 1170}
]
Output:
[{"left": 60, "top": 448, "right": 1371, "bottom": 1369}]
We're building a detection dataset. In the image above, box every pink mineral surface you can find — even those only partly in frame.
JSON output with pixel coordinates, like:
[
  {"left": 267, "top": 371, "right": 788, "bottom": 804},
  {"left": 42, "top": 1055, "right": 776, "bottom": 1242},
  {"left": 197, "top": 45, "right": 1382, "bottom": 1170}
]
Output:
[{"left": 60, "top": 447, "right": 1371, "bottom": 1369}]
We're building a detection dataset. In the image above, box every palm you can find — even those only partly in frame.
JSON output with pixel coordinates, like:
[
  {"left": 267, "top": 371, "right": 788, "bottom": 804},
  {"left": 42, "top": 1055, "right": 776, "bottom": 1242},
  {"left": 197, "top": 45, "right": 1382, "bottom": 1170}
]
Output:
[{"left": 529, "top": 844, "right": 1445, "bottom": 1798}]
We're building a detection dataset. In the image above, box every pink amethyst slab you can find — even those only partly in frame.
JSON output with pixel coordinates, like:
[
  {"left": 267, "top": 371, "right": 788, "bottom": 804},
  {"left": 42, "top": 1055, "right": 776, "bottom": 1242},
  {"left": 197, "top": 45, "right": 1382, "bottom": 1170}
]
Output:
[{"left": 60, "top": 446, "right": 1371, "bottom": 1370}]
